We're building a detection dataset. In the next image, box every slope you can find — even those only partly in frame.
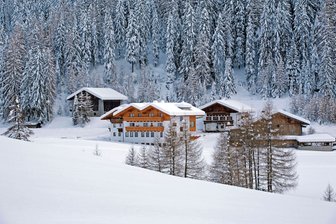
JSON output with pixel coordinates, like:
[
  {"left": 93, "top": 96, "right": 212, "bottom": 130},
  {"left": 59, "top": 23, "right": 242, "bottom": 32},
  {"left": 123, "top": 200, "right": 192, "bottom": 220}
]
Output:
[{"left": 0, "top": 136, "right": 335, "bottom": 224}]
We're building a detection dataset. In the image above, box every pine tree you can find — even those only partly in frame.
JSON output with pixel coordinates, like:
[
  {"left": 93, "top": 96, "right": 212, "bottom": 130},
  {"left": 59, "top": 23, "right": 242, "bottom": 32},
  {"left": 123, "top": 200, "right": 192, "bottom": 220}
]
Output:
[
  {"left": 277, "top": 0, "right": 293, "bottom": 59},
  {"left": 258, "top": 101, "right": 298, "bottom": 193},
  {"left": 180, "top": 121, "right": 205, "bottom": 179},
  {"left": 286, "top": 38, "right": 300, "bottom": 96},
  {"left": 2, "top": 24, "right": 25, "bottom": 120},
  {"left": 126, "top": 145, "right": 138, "bottom": 166},
  {"left": 103, "top": 11, "right": 116, "bottom": 87},
  {"left": 126, "top": 10, "right": 140, "bottom": 73},
  {"left": 152, "top": 4, "right": 160, "bottom": 67},
  {"left": 317, "top": 1, "right": 336, "bottom": 98},
  {"left": 222, "top": 58, "right": 236, "bottom": 99},
  {"left": 323, "top": 184, "right": 336, "bottom": 202},
  {"left": 179, "top": 1, "right": 195, "bottom": 81},
  {"left": 162, "top": 123, "right": 182, "bottom": 176},
  {"left": 245, "top": 6, "right": 257, "bottom": 94},
  {"left": 148, "top": 137, "right": 166, "bottom": 172},
  {"left": 234, "top": 0, "right": 246, "bottom": 68},
  {"left": 3, "top": 96, "right": 33, "bottom": 141},
  {"left": 72, "top": 95, "right": 80, "bottom": 126},
  {"left": 66, "top": 17, "right": 86, "bottom": 94},
  {"left": 195, "top": 7, "right": 212, "bottom": 88},
  {"left": 223, "top": 3, "right": 234, "bottom": 59},
  {"left": 212, "top": 12, "right": 226, "bottom": 95},
  {"left": 165, "top": 13, "right": 177, "bottom": 101},
  {"left": 114, "top": 0, "right": 127, "bottom": 58},
  {"left": 209, "top": 133, "right": 231, "bottom": 184},
  {"left": 72, "top": 92, "right": 92, "bottom": 126},
  {"left": 138, "top": 145, "right": 149, "bottom": 169}
]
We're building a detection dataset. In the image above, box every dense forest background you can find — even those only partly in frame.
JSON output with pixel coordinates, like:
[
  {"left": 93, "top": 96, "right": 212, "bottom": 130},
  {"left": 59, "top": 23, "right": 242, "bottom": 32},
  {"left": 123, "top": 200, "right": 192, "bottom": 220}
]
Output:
[{"left": 0, "top": 0, "right": 335, "bottom": 124}]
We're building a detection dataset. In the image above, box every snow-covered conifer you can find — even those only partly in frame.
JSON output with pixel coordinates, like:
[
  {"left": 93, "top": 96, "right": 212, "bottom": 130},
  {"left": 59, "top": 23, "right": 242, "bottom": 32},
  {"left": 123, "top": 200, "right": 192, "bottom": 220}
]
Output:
[
  {"left": 323, "top": 184, "right": 336, "bottom": 202},
  {"left": 126, "top": 10, "right": 140, "bottom": 73},
  {"left": 195, "top": 8, "right": 212, "bottom": 87},
  {"left": 103, "top": 11, "right": 116, "bottom": 87},
  {"left": 222, "top": 58, "right": 236, "bottom": 99},
  {"left": 126, "top": 145, "right": 138, "bottom": 166},
  {"left": 212, "top": 12, "right": 226, "bottom": 95},
  {"left": 3, "top": 97, "right": 33, "bottom": 141},
  {"left": 138, "top": 145, "right": 149, "bottom": 169}
]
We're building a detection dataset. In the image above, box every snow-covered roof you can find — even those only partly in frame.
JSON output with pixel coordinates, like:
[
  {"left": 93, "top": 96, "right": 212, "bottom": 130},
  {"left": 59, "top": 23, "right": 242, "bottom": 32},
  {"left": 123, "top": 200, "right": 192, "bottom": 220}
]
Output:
[
  {"left": 275, "top": 110, "right": 310, "bottom": 125},
  {"left": 101, "top": 101, "right": 205, "bottom": 119},
  {"left": 67, "top": 88, "right": 128, "bottom": 101},
  {"left": 199, "top": 99, "right": 255, "bottom": 113},
  {"left": 296, "top": 134, "right": 336, "bottom": 143}
]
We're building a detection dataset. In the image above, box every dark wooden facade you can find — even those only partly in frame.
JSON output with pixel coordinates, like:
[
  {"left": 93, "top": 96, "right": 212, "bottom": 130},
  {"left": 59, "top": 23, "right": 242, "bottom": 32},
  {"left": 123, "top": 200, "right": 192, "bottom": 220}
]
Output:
[
  {"left": 203, "top": 103, "right": 237, "bottom": 132},
  {"left": 69, "top": 91, "right": 122, "bottom": 116}
]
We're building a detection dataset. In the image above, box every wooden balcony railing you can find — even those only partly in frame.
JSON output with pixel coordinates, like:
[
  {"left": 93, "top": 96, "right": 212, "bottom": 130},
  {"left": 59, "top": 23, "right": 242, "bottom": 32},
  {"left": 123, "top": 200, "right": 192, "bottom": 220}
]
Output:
[
  {"left": 110, "top": 118, "right": 123, "bottom": 123},
  {"left": 125, "top": 126, "right": 164, "bottom": 132},
  {"left": 204, "top": 116, "right": 233, "bottom": 126},
  {"left": 124, "top": 116, "right": 164, "bottom": 122}
]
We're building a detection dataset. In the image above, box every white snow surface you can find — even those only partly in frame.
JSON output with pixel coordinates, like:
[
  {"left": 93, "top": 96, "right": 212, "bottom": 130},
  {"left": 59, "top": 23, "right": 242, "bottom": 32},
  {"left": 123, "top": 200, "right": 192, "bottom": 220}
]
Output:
[
  {"left": 103, "top": 101, "right": 205, "bottom": 118},
  {"left": 276, "top": 109, "right": 311, "bottom": 125},
  {"left": 66, "top": 87, "right": 128, "bottom": 101},
  {"left": 199, "top": 99, "right": 255, "bottom": 113},
  {"left": 296, "top": 134, "right": 336, "bottom": 143},
  {"left": 0, "top": 117, "right": 336, "bottom": 224}
]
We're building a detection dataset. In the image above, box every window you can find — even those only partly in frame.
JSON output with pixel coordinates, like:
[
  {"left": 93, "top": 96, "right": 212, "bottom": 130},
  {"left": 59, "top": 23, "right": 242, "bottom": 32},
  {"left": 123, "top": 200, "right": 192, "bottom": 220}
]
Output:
[
  {"left": 141, "top": 132, "right": 145, "bottom": 137},
  {"left": 180, "top": 116, "right": 183, "bottom": 121},
  {"left": 130, "top": 113, "right": 134, "bottom": 117},
  {"left": 146, "top": 132, "right": 149, "bottom": 137},
  {"left": 158, "top": 123, "right": 163, "bottom": 127},
  {"left": 113, "top": 124, "right": 116, "bottom": 128},
  {"left": 180, "top": 127, "right": 184, "bottom": 132},
  {"left": 160, "top": 132, "right": 163, "bottom": 138},
  {"left": 151, "top": 132, "right": 154, "bottom": 137},
  {"left": 130, "top": 123, "right": 135, "bottom": 127},
  {"left": 190, "top": 121, "right": 195, "bottom": 128},
  {"left": 159, "top": 112, "right": 163, "bottom": 117},
  {"left": 138, "top": 113, "right": 142, "bottom": 117},
  {"left": 113, "top": 132, "right": 116, "bottom": 137},
  {"left": 135, "top": 132, "right": 138, "bottom": 137},
  {"left": 130, "top": 132, "right": 134, "bottom": 137},
  {"left": 118, "top": 132, "right": 121, "bottom": 137},
  {"left": 149, "top": 112, "right": 154, "bottom": 117},
  {"left": 150, "top": 123, "right": 154, "bottom": 127},
  {"left": 144, "top": 123, "right": 148, "bottom": 127},
  {"left": 125, "top": 132, "right": 129, "bottom": 137}
]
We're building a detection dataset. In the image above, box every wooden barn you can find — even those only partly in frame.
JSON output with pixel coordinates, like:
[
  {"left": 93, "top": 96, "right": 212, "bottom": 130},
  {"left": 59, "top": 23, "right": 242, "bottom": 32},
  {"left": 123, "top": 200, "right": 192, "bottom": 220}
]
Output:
[
  {"left": 230, "top": 110, "right": 311, "bottom": 148},
  {"left": 67, "top": 88, "right": 128, "bottom": 117}
]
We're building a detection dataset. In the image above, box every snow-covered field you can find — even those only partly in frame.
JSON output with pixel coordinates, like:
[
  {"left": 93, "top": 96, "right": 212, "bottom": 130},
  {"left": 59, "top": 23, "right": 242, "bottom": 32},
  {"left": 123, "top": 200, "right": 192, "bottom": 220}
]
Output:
[{"left": 0, "top": 116, "right": 336, "bottom": 224}]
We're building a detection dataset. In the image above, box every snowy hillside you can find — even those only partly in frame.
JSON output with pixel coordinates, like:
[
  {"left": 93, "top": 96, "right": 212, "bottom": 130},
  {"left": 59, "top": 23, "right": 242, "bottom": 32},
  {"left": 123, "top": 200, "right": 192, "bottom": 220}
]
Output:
[
  {"left": 1, "top": 114, "right": 336, "bottom": 224},
  {"left": 0, "top": 136, "right": 335, "bottom": 224}
]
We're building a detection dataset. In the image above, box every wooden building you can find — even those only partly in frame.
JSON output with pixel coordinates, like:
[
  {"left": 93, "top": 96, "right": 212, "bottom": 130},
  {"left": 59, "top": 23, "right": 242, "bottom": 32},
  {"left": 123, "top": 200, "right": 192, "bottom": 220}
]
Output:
[
  {"left": 200, "top": 99, "right": 254, "bottom": 132},
  {"left": 296, "top": 134, "right": 335, "bottom": 151},
  {"left": 67, "top": 88, "right": 128, "bottom": 116},
  {"left": 101, "top": 101, "right": 205, "bottom": 144},
  {"left": 230, "top": 110, "right": 311, "bottom": 149}
]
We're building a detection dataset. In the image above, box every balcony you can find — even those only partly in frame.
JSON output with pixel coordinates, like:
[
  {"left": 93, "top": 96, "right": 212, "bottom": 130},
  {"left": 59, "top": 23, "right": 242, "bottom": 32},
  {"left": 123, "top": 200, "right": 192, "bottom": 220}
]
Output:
[
  {"left": 110, "top": 118, "right": 123, "bottom": 123},
  {"left": 204, "top": 116, "right": 234, "bottom": 125},
  {"left": 124, "top": 116, "right": 164, "bottom": 122},
  {"left": 125, "top": 126, "right": 165, "bottom": 132}
]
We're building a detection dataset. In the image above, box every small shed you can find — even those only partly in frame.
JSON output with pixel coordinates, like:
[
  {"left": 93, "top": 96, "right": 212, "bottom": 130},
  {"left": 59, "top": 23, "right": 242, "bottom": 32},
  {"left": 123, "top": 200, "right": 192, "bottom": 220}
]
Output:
[
  {"left": 67, "top": 88, "right": 128, "bottom": 117},
  {"left": 296, "top": 134, "right": 336, "bottom": 151}
]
